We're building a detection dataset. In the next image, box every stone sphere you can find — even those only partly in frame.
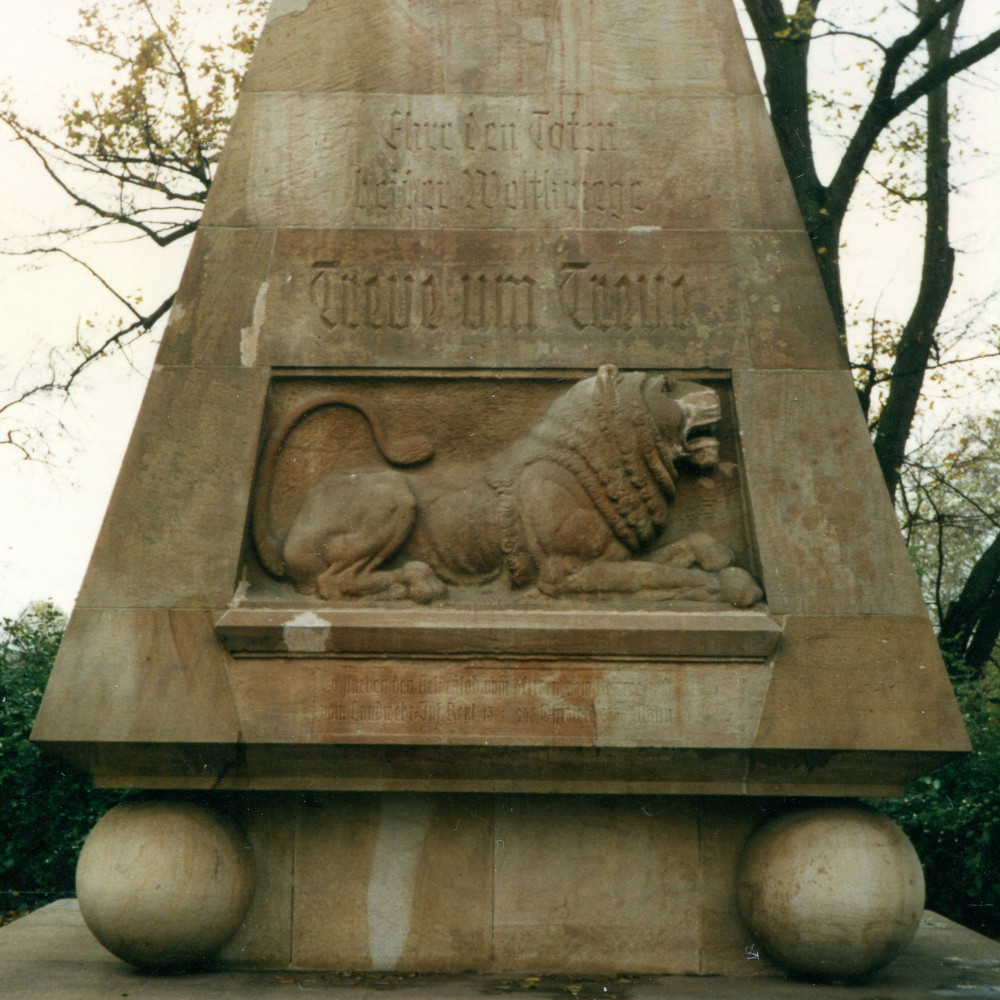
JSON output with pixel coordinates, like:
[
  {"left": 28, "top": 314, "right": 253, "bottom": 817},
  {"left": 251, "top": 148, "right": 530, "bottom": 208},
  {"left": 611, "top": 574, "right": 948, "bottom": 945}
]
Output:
[
  {"left": 76, "top": 800, "right": 253, "bottom": 969},
  {"left": 737, "top": 805, "right": 924, "bottom": 979}
]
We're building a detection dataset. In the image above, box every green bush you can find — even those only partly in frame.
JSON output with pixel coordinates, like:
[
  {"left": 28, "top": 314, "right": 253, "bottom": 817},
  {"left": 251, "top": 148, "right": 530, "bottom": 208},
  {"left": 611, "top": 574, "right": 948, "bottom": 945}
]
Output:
[
  {"left": 0, "top": 603, "right": 124, "bottom": 920},
  {"left": 878, "top": 668, "right": 1000, "bottom": 939}
]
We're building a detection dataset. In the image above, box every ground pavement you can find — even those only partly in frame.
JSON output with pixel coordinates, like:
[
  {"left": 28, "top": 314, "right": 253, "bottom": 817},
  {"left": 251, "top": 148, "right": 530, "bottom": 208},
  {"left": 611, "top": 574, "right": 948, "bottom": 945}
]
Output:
[{"left": 2, "top": 900, "right": 1000, "bottom": 999}]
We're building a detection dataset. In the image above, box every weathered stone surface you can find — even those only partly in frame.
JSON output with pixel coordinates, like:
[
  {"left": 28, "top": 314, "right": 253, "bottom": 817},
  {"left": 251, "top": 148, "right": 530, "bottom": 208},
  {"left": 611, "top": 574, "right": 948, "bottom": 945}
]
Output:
[
  {"left": 75, "top": 367, "right": 269, "bottom": 610},
  {"left": 204, "top": 93, "right": 802, "bottom": 234},
  {"left": 292, "top": 796, "right": 379, "bottom": 968},
  {"left": 36, "top": 0, "right": 967, "bottom": 802},
  {"left": 33, "top": 609, "right": 240, "bottom": 748},
  {"left": 96, "top": 792, "right": 780, "bottom": 975},
  {"left": 729, "top": 232, "right": 846, "bottom": 370},
  {"left": 215, "top": 607, "right": 781, "bottom": 658},
  {"left": 249, "top": 0, "right": 761, "bottom": 97},
  {"left": 291, "top": 794, "right": 493, "bottom": 970},
  {"left": 700, "top": 806, "right": 777, "bottom": 975},
  {"left": 155, "top": 228, "right": 275, "bottom": 368},
  {"left": 8, "top": 895, "right": 1000, "bottom": 996},
  {"left": 218, "top": 798, "right": 295, "bottom": 968},
  {"left": 733, "top": 369, "right": 928, "bottom": 617},
  {"left": 754, "top": 616, "right": 969, "bottom": 753},
  {"left": 493, "top": 796, "right": 700, "bottom": 973},
  {"left": 226, "top": 657, "right": 773, "bottom": 749},
  {"left": 258, "top": 230, "right": 750, "bottom": 371},
  {"left": 86, "top": 745, "right": 954, "bottom": 796}
]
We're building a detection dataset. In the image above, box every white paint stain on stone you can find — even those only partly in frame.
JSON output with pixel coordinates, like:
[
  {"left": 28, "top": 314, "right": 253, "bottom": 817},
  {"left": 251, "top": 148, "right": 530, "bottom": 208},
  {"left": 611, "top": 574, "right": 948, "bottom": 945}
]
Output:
[
  {"left": 266, "top": 0, "right": 313, "bottom": 23},
  {"left": 367, "top": 796, "right": 434, "bottom": 969},
  {"left": 164, "top": 299, "right": 186, "bottom": 334},
  {"left": 627, "top": 225, "right": 662, "bottom": 233},
  {"left": 281, "top": 611, "right": 331, "bottom": 653},
  {"left": 230, "top": 572, "right": 250, "bottom": 606},
  {"left": 240, "top": 280, "right": 268, "bottom": 366}
]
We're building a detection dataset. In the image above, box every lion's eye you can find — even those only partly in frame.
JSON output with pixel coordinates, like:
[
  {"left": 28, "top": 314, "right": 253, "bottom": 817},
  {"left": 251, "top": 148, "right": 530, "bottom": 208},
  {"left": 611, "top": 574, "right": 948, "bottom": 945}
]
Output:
[{"left": 663, "top": 377, "right": 676, "bottom": 393}]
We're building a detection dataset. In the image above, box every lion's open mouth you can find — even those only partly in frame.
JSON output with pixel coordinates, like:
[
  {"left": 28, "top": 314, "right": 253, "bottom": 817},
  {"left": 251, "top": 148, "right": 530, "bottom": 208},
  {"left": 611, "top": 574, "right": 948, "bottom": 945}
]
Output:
[
  {"left": 677, "top": 387, "right": 722, "bottom": 468},
  {"left": 685, "top": 427, "right": 718, "bottom": 451},
  {"left": 682, "top": 424, "right": 720, "bottom": 468}
]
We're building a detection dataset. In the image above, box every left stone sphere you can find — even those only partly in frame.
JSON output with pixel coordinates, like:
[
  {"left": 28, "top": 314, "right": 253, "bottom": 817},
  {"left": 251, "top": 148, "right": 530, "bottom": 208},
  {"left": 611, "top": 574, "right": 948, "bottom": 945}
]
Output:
[{"left": 76, "top": 800, "right": 253, "bottom": 970}]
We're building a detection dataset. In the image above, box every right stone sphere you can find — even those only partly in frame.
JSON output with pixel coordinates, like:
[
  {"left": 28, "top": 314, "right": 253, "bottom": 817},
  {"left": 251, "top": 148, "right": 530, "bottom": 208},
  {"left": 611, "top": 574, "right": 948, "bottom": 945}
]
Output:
[{"left": 736, "top": 804, "right": 924, "bottom": 979}]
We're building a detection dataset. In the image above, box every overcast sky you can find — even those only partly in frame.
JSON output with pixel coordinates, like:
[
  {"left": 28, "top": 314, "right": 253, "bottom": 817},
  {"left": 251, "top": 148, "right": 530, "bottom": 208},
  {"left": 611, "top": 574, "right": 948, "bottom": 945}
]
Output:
[
  {"left": 0, "top": 1, "right": 210, "bottom": 618},
  {"left": 1, "top": 1, "right": 998, "bottom": 620}
]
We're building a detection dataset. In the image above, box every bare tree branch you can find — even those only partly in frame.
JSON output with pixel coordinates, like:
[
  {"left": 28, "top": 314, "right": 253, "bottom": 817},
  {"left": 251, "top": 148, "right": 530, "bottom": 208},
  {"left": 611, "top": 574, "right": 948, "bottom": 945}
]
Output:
[
  {"left": 0, "top": 292, "right": 174, "bottom": 422},
  {"left": 2, "top": 116, "right": 203, "bottom": 245},
  {"left": 0, "top": 2, "right": 266, "bottom": 458}
]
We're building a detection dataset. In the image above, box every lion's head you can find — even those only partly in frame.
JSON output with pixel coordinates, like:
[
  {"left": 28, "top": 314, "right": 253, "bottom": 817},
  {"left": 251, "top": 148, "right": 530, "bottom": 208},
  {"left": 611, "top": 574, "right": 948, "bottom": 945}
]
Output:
[
  {"left": 493, "top": 365, "right": 725, "bottom": 587},
  {"left": 637, "top": 370, "right": 723, "bottom": 471}
]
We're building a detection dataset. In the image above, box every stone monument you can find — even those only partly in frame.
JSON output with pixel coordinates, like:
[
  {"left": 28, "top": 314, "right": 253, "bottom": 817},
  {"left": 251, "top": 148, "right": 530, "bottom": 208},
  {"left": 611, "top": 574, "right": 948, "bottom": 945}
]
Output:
[{"left": 33, "top": 0, "right": 968, "bottom": 979}]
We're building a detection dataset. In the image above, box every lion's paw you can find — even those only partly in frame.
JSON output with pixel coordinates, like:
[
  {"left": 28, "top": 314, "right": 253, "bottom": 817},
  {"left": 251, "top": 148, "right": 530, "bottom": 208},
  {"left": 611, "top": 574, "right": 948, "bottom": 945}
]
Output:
[
  {"left": 687, "top": 532, "right": 734, "bottom": 572},
  {"left": 401, "top": 561, "right": 447, "bottom": 604},
  {"left": 717, "top": 566, "right": 763, "bottom": 608},
  {"left": 648, "top": 532, "right": 734, "bottom": 571}
]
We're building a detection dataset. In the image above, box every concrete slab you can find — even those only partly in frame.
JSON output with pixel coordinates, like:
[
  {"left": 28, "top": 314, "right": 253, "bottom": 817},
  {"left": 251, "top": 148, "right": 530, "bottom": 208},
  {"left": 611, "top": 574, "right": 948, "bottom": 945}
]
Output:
[{"left": 3, "top": 900, "right": 1000, "bottom": 999}]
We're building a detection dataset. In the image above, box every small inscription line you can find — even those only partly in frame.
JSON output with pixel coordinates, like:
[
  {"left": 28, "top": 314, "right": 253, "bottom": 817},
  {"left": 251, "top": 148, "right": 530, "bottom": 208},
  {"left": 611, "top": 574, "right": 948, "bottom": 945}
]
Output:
[
  {"left": 382, "top": 108, "right": 620, "bottom": 155},
  {"left": 353, "top": 168, "right": 645, "bottom": 218},
  {"left": 318, "top": 701, "right": 600, "bottom": 725}
]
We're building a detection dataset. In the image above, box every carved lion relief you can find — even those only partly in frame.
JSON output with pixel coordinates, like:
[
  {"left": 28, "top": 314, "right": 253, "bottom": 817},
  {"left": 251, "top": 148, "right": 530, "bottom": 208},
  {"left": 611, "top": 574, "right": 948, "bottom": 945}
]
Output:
[{"left": 251, "top": 365, "right": 762, "bottom": 606}]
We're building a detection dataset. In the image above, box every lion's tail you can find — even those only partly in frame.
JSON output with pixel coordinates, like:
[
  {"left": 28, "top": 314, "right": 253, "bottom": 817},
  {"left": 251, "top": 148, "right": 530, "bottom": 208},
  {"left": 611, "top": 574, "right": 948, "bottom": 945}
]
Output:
[{"left": 251, "top": 393, "right": 434, "bottom": 579}]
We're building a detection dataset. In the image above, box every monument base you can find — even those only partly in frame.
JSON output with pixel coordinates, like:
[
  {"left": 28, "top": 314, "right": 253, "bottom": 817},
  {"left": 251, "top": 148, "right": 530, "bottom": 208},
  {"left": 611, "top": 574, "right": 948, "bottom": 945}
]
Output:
[{"left": 73, "top": 794, "right": 924, "bottom": 977}]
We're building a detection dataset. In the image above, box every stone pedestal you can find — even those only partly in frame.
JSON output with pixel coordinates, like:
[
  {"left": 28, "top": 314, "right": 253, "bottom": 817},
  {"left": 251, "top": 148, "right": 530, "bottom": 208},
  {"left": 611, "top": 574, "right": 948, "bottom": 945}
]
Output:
[{"left": 36, "top": 0, "right": 967, "bottom": 979}]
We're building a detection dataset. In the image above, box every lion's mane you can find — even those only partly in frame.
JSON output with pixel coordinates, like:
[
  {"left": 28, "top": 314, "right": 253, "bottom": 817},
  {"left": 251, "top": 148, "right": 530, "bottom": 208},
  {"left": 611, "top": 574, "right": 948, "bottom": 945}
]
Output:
[{"left": 490, "top": 365, "right": 681, "bottom": 586}]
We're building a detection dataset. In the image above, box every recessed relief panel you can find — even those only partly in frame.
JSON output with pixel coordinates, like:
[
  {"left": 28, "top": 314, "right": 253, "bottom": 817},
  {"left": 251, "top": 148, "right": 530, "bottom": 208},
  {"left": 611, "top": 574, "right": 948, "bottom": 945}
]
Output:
[{"left": 234, "top": 368, "right": 760, "bottom": 630}]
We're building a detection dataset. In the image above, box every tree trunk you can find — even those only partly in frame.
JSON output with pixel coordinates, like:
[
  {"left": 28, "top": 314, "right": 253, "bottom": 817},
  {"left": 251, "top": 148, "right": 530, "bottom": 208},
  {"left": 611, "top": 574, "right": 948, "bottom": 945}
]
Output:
[
  {"left": 872, "top": 3, "right": 961, "bottom": 501},
  {"left": 939, "top": 528, "right": 1000, "bottom": 675},
  {"left": 742, "top": 1, "right": 844, "bottom": 330}
]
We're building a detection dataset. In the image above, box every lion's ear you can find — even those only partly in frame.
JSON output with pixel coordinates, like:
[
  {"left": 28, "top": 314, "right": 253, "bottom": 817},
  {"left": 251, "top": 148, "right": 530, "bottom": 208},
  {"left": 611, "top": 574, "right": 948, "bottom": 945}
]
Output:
[{"left": 597, "top": 363, "right": 621, "bottom": 383}]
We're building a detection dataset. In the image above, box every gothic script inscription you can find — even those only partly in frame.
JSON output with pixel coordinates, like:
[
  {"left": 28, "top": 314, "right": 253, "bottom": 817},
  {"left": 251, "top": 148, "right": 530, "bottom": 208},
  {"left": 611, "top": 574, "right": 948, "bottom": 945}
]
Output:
[
  {"left": 352, "top": 101, "right": 646, "bottom": 221},
  {"left": 308, "top": 263, "right": 688, "bottom": 335}
]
